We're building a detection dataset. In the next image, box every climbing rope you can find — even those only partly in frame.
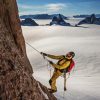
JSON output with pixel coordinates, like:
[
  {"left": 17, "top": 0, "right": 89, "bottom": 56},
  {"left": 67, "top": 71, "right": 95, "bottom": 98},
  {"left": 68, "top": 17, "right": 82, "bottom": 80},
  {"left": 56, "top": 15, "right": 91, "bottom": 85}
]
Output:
[
  {"left": 26, "top": 42, "right": 40, "bottom": 53},
  {"left": 25, "top": 41, "right": 52, "bottom": 78}
]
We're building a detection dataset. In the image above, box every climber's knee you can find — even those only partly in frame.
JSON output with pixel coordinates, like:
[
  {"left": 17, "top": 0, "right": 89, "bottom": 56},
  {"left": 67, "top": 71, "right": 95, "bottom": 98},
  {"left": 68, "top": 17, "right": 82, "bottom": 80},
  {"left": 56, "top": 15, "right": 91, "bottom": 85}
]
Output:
[{"left": 49, "top": 79, "right": 52, "bottom": 85}]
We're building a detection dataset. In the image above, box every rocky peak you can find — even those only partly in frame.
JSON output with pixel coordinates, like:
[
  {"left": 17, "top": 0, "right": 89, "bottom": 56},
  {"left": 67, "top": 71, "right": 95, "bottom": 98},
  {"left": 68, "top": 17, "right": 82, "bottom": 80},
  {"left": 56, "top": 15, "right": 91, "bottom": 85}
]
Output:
[
  {"left": 77, "top": 14, "right": 100, "bottom": 25},
  {"left": 50, "top": 14, "right": 70, "bottom": 26},
  {"left": 21, "top": 18, "right": 38, "bottom": 26}
]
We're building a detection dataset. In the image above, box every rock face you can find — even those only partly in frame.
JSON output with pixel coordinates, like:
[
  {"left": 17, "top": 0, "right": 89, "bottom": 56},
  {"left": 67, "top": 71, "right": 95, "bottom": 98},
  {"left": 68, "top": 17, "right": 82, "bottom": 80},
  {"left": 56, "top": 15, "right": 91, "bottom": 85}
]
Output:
[
  {"left": 50, "top": 14, "right": 70, "bottom": 26},
  {"left": 21, "top": 18, "right": 38, "bottom": 26},
  {"left": 78, "top": 14, "right": 100, "bottom": 25},
  {"left": 0, "top": 0, "right": 57, "bottom": 100}
]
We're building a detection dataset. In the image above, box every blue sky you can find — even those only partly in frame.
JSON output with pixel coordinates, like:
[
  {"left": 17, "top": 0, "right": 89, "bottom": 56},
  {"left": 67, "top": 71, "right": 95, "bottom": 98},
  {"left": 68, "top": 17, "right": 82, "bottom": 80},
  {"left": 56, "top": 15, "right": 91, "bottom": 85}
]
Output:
[{"left": 17, "top": 0, "right": 100, "bottom": 16}]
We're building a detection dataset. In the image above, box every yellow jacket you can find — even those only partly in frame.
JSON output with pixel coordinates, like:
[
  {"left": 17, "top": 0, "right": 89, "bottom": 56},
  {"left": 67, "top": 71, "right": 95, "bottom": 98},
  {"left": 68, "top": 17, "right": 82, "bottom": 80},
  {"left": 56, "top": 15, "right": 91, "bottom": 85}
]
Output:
[{"left": 47, "top": 54, "right": 71, "bottom": 70}]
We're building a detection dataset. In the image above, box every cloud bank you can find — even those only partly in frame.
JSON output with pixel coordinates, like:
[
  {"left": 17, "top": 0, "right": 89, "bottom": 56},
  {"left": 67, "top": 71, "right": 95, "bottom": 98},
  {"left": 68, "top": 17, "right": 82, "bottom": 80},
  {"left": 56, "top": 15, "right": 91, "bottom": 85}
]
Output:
[{"left": 18, "top": 3, "right": 67, "bottom": 15}]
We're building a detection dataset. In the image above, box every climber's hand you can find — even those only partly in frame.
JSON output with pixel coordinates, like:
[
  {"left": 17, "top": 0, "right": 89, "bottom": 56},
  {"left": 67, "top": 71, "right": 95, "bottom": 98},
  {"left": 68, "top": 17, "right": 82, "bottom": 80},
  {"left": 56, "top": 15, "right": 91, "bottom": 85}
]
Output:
[
  {"left": 48, "top": 60, "right": 53, "bottom": 64},
  {"left": 40, "top": 52, "right": 47, "bottom": 56}
]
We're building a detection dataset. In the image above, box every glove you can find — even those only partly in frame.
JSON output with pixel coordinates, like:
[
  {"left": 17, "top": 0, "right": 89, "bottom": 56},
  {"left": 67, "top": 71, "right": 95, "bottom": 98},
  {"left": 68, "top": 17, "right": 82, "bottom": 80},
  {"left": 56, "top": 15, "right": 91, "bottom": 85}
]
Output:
[
  {"left": 40, "top": 52, "right": 47, "bottom": 56},
  {"left": 48, "top": 60, "right": 53, "bottom": 64}
]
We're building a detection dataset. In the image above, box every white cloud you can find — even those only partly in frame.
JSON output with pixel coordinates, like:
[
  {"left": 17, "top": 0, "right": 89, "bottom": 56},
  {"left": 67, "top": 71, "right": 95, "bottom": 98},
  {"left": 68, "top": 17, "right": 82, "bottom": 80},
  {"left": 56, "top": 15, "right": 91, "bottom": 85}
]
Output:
[
  {"left": 18, "top": 4, "right": 33, "bottom": 9},
  {"left": 19, "top": 11, "right": 47, "bottom": 15},
  {"left": 45, "top": 3, "right": 66, "bottom": 12},
  {"left": 18, "top": 3, "right": 67, "bottom": 15},
  {"left": 18, "top": 4, "right": 42, "bottom": 9}
]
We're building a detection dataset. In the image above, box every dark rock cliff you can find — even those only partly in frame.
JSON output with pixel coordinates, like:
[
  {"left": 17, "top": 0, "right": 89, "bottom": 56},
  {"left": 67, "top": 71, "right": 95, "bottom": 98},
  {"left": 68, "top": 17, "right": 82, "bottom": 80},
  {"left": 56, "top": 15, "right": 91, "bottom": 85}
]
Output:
[
  {"left": 0, "top": 0, "right": 57, "bottom": 100},
  {"left": 77, "top": 14, "right": 100, "bottom": 25},
  {"left": 21, "top": 18, "right": 39, "bottom": 26},
  {"left": 50, "top": 14, "right": 70, "bottom": 26}
]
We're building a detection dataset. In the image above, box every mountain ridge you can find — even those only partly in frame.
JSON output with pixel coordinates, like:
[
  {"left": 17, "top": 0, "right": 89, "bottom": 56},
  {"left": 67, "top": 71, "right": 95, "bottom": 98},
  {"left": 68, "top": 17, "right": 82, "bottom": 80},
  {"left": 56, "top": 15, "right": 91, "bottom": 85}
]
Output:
[
  {"left": 20, "top": 14, "right": 68, "bottom": 19},
  {"left": 73, "top": 14, "right": 100, "bottom": 18}
]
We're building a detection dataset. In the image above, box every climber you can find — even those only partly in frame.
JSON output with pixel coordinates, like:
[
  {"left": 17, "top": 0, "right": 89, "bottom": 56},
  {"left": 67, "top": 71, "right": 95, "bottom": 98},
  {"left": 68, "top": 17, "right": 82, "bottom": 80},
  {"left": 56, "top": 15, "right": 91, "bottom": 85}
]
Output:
[{"left": 41, "top": 51, "right": 75, "bottom": 93}]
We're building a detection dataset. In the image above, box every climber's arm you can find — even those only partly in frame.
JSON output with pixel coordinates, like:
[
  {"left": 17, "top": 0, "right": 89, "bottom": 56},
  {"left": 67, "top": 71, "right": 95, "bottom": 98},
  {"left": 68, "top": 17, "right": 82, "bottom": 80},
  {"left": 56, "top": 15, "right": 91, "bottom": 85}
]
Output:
[
  {"left": 47, "top": 54, "right": 64, "bottom": 60},
  {"left": 41, "top": 52, "right": 64, "bottom": 60}
]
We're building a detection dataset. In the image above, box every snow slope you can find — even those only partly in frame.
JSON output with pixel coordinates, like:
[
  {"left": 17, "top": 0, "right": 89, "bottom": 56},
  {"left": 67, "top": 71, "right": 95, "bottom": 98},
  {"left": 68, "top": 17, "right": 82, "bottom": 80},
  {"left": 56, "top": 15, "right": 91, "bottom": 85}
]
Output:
[{"left": 22, "top": 18, "right": 100, "bottom": 100}]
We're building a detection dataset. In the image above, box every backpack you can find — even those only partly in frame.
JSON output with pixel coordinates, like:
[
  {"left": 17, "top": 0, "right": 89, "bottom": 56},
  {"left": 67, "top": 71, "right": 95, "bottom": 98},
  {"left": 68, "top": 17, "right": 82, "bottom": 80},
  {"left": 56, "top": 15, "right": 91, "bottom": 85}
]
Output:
[{"left": 68, "top": 60, "right": 75, "bottom": 72}]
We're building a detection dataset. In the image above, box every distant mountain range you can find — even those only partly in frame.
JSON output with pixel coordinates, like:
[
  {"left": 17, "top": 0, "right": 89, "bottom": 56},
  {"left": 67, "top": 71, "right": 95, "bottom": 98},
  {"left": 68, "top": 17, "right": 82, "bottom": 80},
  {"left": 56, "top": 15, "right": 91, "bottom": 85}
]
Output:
[
  {"left": 20, "top": 14, "right": 68, "bottom": 19},
  {"left": 20, "top": 14, "right": 100, "bottom": 20},
  {"left": 73, "top": 14, "right": 100, "bottom": 18},
  {"left": 77, "top": 14, "right": 100, "bottom": 25}
]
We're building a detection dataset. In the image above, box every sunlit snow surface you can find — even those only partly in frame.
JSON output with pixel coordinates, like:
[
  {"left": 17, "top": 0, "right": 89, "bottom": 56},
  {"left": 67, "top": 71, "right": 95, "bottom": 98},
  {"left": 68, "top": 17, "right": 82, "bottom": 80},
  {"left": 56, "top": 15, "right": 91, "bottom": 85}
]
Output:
[{"left": 22, "top": 18, "right": 100, "bottom": 100}]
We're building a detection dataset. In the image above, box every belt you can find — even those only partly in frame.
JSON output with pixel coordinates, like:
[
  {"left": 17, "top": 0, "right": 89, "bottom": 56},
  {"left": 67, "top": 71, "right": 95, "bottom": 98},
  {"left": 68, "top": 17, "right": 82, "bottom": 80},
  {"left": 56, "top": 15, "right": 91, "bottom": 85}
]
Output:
[{"left": 55, "top": 68, "right": 68, "bottom": 73}]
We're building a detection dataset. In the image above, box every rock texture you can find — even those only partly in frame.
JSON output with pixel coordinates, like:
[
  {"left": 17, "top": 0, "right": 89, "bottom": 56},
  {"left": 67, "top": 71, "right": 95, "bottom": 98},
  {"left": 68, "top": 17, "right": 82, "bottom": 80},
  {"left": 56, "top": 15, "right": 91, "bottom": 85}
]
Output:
[
  {"left": 21, "top": 18, "right": 38, "bottom": 26},
  {"left": 50, "top": 14, "right": 70, "bottom": 26},
  {"left": 77, "top": 14, "right": 100, "bottom": 25},
  {"left": 0, "top": 0, "right": 57, "bottom": 100}
]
